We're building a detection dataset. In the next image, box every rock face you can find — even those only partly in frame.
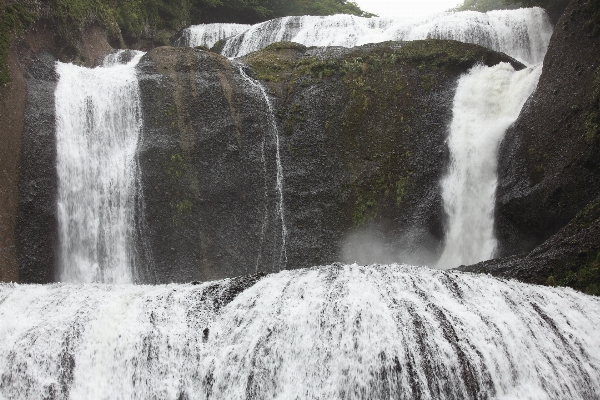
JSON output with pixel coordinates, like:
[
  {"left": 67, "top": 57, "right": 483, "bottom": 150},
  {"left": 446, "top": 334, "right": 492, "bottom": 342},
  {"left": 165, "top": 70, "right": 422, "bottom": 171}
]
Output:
[
  {"left": 463, "top": 0, "right": 600, "bottom": 294},
  {"left": 136, "top": 47, "right": 285, "bottom": 283},
  {"left": 136, "top": 41, "right": 525, "bottom": 282}
]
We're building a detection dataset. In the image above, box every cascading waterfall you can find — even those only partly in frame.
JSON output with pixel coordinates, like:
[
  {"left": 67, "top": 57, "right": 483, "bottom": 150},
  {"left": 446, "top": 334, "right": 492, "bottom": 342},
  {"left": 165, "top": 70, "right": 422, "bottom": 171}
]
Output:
[
  {"left": 239, "top": 67, "right": 288, "bottom": 270},
  {"left": 436, "top": 63, "right": 542, "bottom": 269},
  {"left": 56, "top": 50, "right": 145, "bottom": 284},
  {"left": 1, "top": 265, "right": 600, "bottom": 399},
  {"left": 195, "top": 8, "right": 553, "bottom": 65},
  {"left": 183, "top": 23, "right": 251, "bottom": 48},
  {"left": 8, "top": 5, "right": 600, "bottom": 400}
]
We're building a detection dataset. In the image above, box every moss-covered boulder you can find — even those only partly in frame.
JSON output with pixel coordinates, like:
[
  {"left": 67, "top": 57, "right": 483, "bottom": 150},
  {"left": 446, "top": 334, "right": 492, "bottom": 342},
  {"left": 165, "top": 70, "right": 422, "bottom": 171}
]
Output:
[{"left": 134, "top": 40, "right": 524, "bottom": 281}]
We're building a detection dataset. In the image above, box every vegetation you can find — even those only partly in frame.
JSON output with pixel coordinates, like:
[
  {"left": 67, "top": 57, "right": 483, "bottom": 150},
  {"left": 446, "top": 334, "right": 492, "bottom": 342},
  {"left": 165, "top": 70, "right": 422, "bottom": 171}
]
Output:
[
  {"left": 547, "top": 252, "right": 600, "bottom": 296},
  {"left": 0, "top": 3, "right": 34, "bottom": 85},
  {"left": 0, "top": 0, "right": 369, "bottom": 83}
]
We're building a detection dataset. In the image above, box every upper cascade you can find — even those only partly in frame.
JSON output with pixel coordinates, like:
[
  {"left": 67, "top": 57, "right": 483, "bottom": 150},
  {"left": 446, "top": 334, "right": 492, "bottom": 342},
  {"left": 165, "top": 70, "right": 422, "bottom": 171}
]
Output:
[
  {"left": 182, "top": 23, "right": 251, "bottom": 48},
  {"left": 184, "top": 7, "right": 553, "bottom": 65},
  {"left": 1, "top": 265, "right": 599, "bottom": 399}
]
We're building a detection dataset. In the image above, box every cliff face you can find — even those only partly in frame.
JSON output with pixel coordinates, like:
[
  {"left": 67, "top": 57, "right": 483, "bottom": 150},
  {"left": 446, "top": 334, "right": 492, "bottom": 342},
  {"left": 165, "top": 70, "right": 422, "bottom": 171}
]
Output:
[
  {"left": 136, "top": 47, "right": 283, "bottom": 282},
  {"left": 464, "top": 0, "right": 600, "bottom": 294},
  {"left": 135, "top": 41, "right": 524, "bottom": 282}
]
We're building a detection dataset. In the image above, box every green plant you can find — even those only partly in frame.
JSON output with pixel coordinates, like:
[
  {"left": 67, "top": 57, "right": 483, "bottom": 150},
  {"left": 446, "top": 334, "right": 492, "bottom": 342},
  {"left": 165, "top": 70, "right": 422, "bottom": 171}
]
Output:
[{"left": 0, "top": 3, "right": 35, "bottom": 85}]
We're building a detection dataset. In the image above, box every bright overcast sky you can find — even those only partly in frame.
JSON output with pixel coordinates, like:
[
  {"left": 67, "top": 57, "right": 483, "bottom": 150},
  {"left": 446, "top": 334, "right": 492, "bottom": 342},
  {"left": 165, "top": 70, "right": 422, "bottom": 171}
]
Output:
[{"left": 353, "top": 0, "right": 464, "bottom": 17}]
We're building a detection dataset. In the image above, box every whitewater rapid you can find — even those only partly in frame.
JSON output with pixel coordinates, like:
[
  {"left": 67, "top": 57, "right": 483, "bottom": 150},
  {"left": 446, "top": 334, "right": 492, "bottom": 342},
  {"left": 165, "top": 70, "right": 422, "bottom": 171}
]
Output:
[
  {"left": 1, "top": 265, "right": 599, "bottom": 399},
  {"left": 185, "top": 8, "right": 553, "bottom": 65},
  {"left": 55, "top": 51, "right": 145, "bottom": 284}
]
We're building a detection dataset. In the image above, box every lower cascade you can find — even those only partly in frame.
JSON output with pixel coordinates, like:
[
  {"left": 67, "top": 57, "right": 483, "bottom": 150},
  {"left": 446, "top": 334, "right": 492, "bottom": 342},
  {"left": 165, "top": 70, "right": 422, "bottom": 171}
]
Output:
[
  {"left": 1, "top": 265, "right": 599, "bottom": 399},
  {"left": 437, "top": 63, "right": 543, "bottom": 269},
  {"left": 55, "top": 51, "right": 145, "bottom": 284}
]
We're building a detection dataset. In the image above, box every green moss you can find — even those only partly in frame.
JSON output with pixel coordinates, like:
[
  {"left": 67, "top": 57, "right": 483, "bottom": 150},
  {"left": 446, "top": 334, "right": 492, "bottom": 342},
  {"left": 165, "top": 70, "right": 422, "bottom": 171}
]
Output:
[
  {"left": 287, "top": 40, "right": 521, "bottom": 92},
  {"left": 167, "top": 153, "right": 185, "bottom": 179},
  {"left": 171, "top": 199, "right": 193, "bottom": 227},
  {"left": 284, "top": 103, "right": 305, "bottom": 135},
  {"left": 352, "top": 169, "right": 412, "bottom": 227},
  {"left": 243, "top": 42, "right": 306, "bottom": 82},
  {"left": 570, "top": 196, "right": 600, "bottom": 234},
  {"left": 583, "top": 0, "right": 600, "bottom": 37},
  {"left": 0, "top": 4, "right": 35, "bottom": 85},
  {"left": 165, "top": 152, "right": 193, "bottom": 226},
  {"left": 396, "top": 175, "right": 411, "bottom": 206},
  {"left": 548, "top": 251, "right": 600, "bottom": 295},
  {"left": 584, "top": 65, "right": 600, "bottom": 144}
]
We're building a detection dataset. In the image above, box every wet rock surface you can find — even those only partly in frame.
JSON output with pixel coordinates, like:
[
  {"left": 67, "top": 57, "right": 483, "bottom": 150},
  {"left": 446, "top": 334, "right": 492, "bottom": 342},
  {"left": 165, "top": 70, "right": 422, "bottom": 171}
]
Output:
[
  {"left": 464, "top": 0, "right": 600, "bottom": 294},
  {"left": 137, "top": 47, "right": 285, "bottom": 283},
  {"left": 15, "top": 50, "right": 58, "bottom": 284},
  {"left": 136, "top": 40, "right": 527, "bottom": 282}
]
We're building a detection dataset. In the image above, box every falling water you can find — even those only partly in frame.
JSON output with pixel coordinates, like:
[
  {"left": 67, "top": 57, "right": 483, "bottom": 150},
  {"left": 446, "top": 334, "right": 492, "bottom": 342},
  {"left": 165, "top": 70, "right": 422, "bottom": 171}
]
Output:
[
  {"left": 200, "top": 8, "right": 553, "bottom": 65},
  {"left": 1, "top": 265, "right": 600, "bottom": 399},
  {"left": 239, "top": 67, "right": 288, "bottom": 270},
  {"left": 436, "top": 63, "right": 542, "bottom": 269},
  {"left": 183, "top": 23, "right": 251, "bottom": 48},
  {"left": 55, "top": 50, "right": 145, "bottom": 284}
]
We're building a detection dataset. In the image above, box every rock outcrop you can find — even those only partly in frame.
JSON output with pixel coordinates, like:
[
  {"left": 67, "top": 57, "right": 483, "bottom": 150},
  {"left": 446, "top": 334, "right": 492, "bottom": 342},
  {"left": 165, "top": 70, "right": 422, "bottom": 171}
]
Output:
[
  {"left": 135, "top": 40, "right": 525, "bottom": 282},
  {"left": 463, "top": 0, "right": 600, "bottom": 294}
]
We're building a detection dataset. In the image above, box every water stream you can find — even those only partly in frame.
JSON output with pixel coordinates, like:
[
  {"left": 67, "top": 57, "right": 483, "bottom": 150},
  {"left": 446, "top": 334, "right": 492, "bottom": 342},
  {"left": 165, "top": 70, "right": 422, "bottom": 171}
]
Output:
[
  {"left": 55, "top": 51, "right": 145, "bottom": 283},
  {"left": 239, "top": 67, "right": 288, "bottom": 270},
  {"left": 437, "top": 63, "right": 542, "bottom": 269}
]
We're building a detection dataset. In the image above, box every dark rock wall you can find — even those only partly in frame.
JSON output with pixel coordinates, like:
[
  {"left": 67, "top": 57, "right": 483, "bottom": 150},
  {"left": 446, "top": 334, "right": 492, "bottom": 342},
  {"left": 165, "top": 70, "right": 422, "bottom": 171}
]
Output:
[
  {"left": 252, "top": 41, "right": 524, "bottom": 270},
  {"left": 137, "top": 47, "right": 284, "bottom": 283},
  {"left": 0, "top": 45, "right": 26, "bottom": 283},
  {"left": 495, "top": 0, "right": 600, "bottom": 258},
  {"left": 135, "top": 41, "right": 526, "bottom": 282},
  {"left": 15, "top": 50, "right": 58, "bottom": 284},
  {"left": 464, "top": 0, "right": 600, "bottom": 295}
]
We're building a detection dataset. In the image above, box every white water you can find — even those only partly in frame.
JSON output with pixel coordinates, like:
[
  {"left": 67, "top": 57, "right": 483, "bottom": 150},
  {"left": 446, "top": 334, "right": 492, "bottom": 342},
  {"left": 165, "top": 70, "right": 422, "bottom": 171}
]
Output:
[
  {"left": 199, "top": 8, "right": 553, "bottom": 65},
  {"left": 184, "top": 23, "right": 251, "bottom": 48},
  {"left": 56, "top": 51, "right": 145, "bottom": 284},
  {"left": 239, "top": 67, "right": 288, "bottom": 270},
  {"left": 1, "top": 265, "right": 600, "bottom": 399},
  {"left": 436, "top": 63, "right": 542, "bottom": 269}
]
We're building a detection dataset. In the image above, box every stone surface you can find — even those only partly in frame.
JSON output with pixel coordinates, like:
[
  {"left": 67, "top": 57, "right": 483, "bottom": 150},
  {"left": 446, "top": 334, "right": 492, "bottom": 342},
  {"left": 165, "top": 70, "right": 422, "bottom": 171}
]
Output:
[
  {"left": 495, "top": 0, "right": 600, "bottom": 258},
  {"left": 136, "top": 41, "right": 526, "bottom": 282},
  {"left": 464, "top": 0, "right": 600, "bottom": 294}
]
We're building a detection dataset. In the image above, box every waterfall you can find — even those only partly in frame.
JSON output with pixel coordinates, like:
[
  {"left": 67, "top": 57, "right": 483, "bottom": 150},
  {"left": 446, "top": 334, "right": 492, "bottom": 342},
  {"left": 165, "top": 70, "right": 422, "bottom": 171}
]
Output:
[
  {"left": 239, "top": 67, "right": 288, "bottom": 270},
  {"left": 436, "top": 63, "right": 542, "bottom": 269},
  {"left": 203, "top": 8, "right": 553, "bottom": 65},
  {"left": 55, "top": 50, "right": 145, "bottom": 284},
  {"left": 183, "top": 23, "right": 251, "bottom": 48},
  {"left": 1, "top": 265, "right": 599, "bottom": 399}
]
